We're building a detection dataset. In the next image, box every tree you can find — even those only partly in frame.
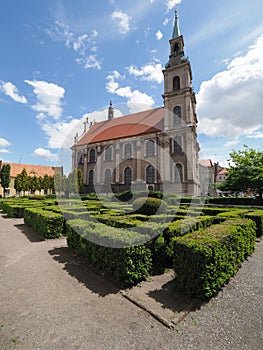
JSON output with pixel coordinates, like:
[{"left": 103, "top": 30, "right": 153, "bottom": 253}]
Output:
[
  {"left": 218, "top": 145, "right": 263, "bottom": 196},
  {"left": 77, "top": 169, "right": 83, "bottom": 193},
  {"left": 0, "top": 164, "right": 11, "bottom": 198},
  {"left": 14, "top": 168, "right": 29, "bottom": 196},
  {"left": 28, "top": 175, "right": 40, "bottom": 195},
  {"left": 41, "top": 174, "right": 54, "bottom": 194}
]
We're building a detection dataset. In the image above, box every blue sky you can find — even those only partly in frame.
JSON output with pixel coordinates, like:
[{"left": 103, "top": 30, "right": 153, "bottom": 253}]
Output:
[{"left": 0, "top": 0, "right": 263, "bottom": 169}]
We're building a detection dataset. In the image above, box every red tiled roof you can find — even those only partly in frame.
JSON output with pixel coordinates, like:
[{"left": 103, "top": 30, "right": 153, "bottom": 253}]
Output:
[
  {"left": 76, "top": 107, "right": 164, "bottom": 145},
  {"left": 2, "top": 162, "right": 62, "bottom": 178},
  {"left": 199, "top": 159, "right": 213, "bottom": 167},
  {"left": 217, "top": 168, "right": 228, "bottom": 175}
]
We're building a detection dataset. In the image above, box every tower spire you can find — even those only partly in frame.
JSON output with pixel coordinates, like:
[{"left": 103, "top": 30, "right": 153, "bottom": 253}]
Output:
[
  {"left": 108, "top": 101, "right": 114, "bottom": 120},
  {"left": 172, "top": 9, "right": 180, "bottom": 38}
]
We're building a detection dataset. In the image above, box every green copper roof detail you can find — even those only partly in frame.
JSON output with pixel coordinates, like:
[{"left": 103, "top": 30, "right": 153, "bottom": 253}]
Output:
[{"left": 172, "top": 10, "right": 180, "bottom": 38}]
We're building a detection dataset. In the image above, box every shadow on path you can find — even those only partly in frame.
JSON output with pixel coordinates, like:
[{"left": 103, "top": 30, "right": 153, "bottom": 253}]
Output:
[
  {"left": 48, "top": 246, "right": 119, "bottom": 297},
  {"left": 147, "top": 278, "right": 203, "bottom": 314},
  {"left": 14, "top": 223, "right": 45, "bottom": 243}
]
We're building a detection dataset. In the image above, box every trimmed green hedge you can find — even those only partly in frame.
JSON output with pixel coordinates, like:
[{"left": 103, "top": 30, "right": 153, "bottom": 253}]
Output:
[
  {"left": 172, "top": 219, "right": 256, "bottom": 299},
  {"left": 244, "top": 210, "right": 263, "bottom": 237},
  {"left": 207, "top": 196, "right": 263, "bottom": 206},
  {"left": 132, "top": 197, "right": 167, "bottom": 215},
  {"left": 24, "top": 207, "right": 64, "bottom": 238},
  {"left": 66, "top": 219, "right": 152, "bottom": 287}
]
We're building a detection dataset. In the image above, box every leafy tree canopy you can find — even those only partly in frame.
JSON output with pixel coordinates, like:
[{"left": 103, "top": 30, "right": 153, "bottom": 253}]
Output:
[{"left": 218, "top": 145, "right": 263, "bottom": 196}]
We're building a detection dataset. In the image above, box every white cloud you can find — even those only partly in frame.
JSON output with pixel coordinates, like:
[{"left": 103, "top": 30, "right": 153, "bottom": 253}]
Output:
[
  {"left": 72, "top": 34, "right": 88, "bottom": 52},
  {"left": 0, "top": 81, "right": 27, "bottom": 104},
  {"left": 128, "top": 62, "right": 163, "bottom": 84},
  {"left": 0, "top": 149, "right": 9, "bottom": 154},
  {"left": 33, "top": 148, "right": 57, "bottom": 161},
  {"left": 0, "top": 137, "right": 11, "bottom": 147},
  {"left": 197, "top": 34, "right": 263, "bottom": 138},
  {"left": 41, "top": 118, "right": 81, "bottom": 149},
  {"left": 246, "top": 130, "right": 263, "bottom": 139},
  {"left": 163, "top": 18, "right": 170, "bottom": 26},
  {"left": 224, "top": 139, "right": 240, "bottom": 148},
  {"left": 47, "top": 22, "right": 101, "bottom": 70},
  {"left": 156, "top": 30, "right": 163, "bottom": 40},
  {"left": 112, "top": 11, "right": 131, "bottom": 35},
  {"left": 106, "top": 73, "right": 154, "bottom": 113},
  {"left": 76, "top": 54, "right": 101, "bottom": 70},
  {"left": 0, "top": 137, "right": 11, "bottom": 154},
  {"left": 166, "top": 0, "right": 181, "bottom": 11},
  {"left": 25, "top": 80, "right": 65, "bottom": 120}
]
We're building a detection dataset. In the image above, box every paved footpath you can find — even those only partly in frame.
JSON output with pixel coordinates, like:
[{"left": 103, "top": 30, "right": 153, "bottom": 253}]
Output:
[{"left": 0, "top": 212, "right": 262, "bottom": 350}]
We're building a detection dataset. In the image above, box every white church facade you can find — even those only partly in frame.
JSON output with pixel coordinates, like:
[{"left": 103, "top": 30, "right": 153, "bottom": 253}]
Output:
[{"left": 72, "top": 11, "right": 200, "bottom": 196}]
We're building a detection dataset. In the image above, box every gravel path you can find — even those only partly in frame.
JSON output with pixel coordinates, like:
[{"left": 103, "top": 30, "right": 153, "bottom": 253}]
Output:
[{"left": 0, "top": 212, "right": 262, "bottom": 350}]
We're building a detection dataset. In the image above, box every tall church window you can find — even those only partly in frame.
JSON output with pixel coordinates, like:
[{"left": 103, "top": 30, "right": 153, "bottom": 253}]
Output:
[
  {"left": 89, "top": 149, "right": 96, "bottom": 163},
  {"left": 77, "top": 151, "right": 83, "bottom": 165},
  {"left": 105, "top": 146, "right": 112, "bottom": 161},
  {"left": 175, "top": 163, "right": 183, "bottom": 183},
  {"left": 174, "top": 136, "right": 182, "bottom": 152},
  {"left": 173, "top": 106, "right": 182, "bottom": 125},
  {"left": 146, "top": 165, "right": 155, "bottom": 184},
  {"left": 124, "top": 143, "right": 132, "bottom": 159},
  {"left": 88, "top": 170, "right": 94, "bottom": 185},
  {"left": 146, "top": 140, "right": 155, "bottom": 157},
  {"left": 104, "top": 169, "right": 112, "bottom": 184},
  {"left": 173, "top": 76, "right": 180, "bottom": 91},
  {"left": 124, "top": 167, "right": 132, "bottom": 185}
]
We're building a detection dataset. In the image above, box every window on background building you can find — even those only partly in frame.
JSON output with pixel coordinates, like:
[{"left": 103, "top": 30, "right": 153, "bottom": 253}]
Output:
[
  {"left": 173, "top": 76, "right": 180, "bottom": 91},
  {"left": 88, "top": 170, "right": 94, "bottom": 185},
  {"left": 146, "top": 140, "right": 155, "bottom": 157},
  {"left": 146, "top": 165, "right": 155, "bottom": 184},
  {"left": 104, "top": 169, "right": 112, "bottom": 184},
  {"left": 124, "top": 167, "right": 132, "bottom": 184},
  {"left": 175, "top": 163, "right": 183, "bottom": 182},
  {"left": 105, "top": 146, "right": 112, "bottom": 161},
  {"left": 174, "top": 136, "right": 182, "bottom": 152},
  {"left": 124, "top": 143, "right": 132, "bottom": 159},
  {"left": 89, "top": 149, "right": 96, "bottom": 163},
  {"left": 173, "top": 106, "right": 181, "bottom": 125}
]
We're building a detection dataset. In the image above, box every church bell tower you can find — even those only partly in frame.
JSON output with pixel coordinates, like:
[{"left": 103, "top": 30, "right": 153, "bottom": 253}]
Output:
[{"left": 162, "top": 10, "right": 199, "bottom": 196}]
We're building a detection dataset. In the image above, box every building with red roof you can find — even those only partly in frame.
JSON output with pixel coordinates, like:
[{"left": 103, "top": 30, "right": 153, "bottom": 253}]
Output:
[
  {"left": 72, "top": 11, "right": 200, "bottom": 196},
  {"left": 0, "top": 162, "right": 63, "bottom": 197}
]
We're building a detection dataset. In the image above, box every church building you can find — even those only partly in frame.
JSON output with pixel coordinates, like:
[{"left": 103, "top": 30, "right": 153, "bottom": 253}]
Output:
[{"left": 72, "top": 11, "right": 200, "bottom": 196}]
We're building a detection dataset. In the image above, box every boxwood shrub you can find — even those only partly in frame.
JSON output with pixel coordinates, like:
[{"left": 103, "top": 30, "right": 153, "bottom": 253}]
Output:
[
  {"left": 24, "top": 207, "right": 65, "bottom": 238},
  {"left": 66, "top": 219, "right": 152, "bottom": 287},
  {"left": 132, "top": 197, "right": 167, "bottom": 216},
  {"left": 244, "top": 210, "right": 263, "bottom": 237},
  {"left": 172, "top": 218, "right": 256, "bottom": 299}
]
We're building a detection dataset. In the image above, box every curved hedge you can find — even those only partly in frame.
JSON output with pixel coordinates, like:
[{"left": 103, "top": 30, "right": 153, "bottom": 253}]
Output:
[{"left": 132, "top": 197, "right": 167, "bottom": 216}]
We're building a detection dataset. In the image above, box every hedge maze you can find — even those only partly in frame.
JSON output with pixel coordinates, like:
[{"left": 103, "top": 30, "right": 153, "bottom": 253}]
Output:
[{"left": 0, "top": 193, "right": 262, "bottom": 299}]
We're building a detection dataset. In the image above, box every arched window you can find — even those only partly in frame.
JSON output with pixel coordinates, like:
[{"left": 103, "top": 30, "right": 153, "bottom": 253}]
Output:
[
  {"left": 146, "top": 165, "right": 155, "bottom": 184},
  {"left": 146, "top": 140, "right": 155, "bottom": 157},
  {"left": 88, "top": 170, "right": 94, "bottom": 185},
  {"left": 89, "top": 149, "right": 96, "bottom": 163},
  {"left": 173, "top": 76, "right": 180, "bottom": 91},
  {"left": 175, "top": 163, "right": 183, "bottom": 183},
  {"left": 104, "top": 169, "right": 112, "bottom": 184},
  {"left": 173, "top": 106, "right": 182, "bottom": 125},
  {"left": 124, "top": 167, "right": 132, "bottom": 184},
  {"left": 105, "top": 146, "right": 112, "bottom": 161},
  {"left": 124, "top": 143, "right": 132, "bottom": 159},
  {"left": 174, "top": 136, "right": 182, "bottom": 153},
  {"left": 77, "top": 151, "right": 83, "bottom": 165},
  {"left": 173, "top": 43, "right": 179, "bottom": 56}
]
